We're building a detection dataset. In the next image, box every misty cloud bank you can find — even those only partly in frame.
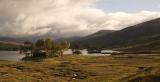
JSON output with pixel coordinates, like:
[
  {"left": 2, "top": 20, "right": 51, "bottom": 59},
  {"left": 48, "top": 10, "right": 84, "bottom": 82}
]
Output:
[{"left": 0, "top": 0, "right": 160, "bottom": 38}]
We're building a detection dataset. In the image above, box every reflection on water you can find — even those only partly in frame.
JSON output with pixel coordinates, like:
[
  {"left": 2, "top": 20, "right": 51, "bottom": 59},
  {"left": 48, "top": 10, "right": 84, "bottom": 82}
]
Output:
[
  {"left": 64, "top": 49, "right": 112, "bottom": 56},
  {"left": 81, "top": 50, "right": 111, "bottom": 56},
  {"left": 0, "top": 51, "right": 25, "bottom": 61}
]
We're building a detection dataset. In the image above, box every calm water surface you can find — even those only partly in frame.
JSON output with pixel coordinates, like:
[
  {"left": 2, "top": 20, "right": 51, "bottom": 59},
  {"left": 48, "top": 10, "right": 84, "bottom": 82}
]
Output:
[
  {"left": 0, "top": 50, "right": 112, "bottom": 61},
  {"left": 64, "top": 49, "right": 112, "bottom": 56},
  {"left": 0, "top": 51, "right": 25, "bottom": 61}
]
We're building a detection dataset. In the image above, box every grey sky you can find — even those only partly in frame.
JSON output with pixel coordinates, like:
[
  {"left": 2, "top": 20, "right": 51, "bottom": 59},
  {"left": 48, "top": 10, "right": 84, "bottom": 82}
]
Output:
[{"left": 0, "top": 0, "right": 160, "bottom": 38}]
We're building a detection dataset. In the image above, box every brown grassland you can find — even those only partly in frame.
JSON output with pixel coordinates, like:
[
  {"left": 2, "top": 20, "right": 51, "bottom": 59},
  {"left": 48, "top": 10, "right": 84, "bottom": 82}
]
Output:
[{"left": 1, "top": 54, "right": 160, "bottom": 82}]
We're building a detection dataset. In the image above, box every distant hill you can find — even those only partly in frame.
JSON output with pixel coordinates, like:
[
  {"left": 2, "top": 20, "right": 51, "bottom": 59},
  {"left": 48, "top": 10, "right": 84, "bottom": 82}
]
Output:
[
  {"left": 84, "top": 30, "right": 115, "bottom": 39},
  {"left": 0, "top": 37, "right": 23, "bottom": 51},
  {"left": 72, "top": 18, "right": 160, "bottom": 51},
  {"left": 0, "top": 37, "right": 23, "bottom": 43},
  {"left": 0, "top": 41, "right": 22, "bottom": 51},
  {"left": 56, "top": 30, "right": 115, "bottom": 43},
  {"left": 55, "top": 36, "right": 82, "bottom": 43}
]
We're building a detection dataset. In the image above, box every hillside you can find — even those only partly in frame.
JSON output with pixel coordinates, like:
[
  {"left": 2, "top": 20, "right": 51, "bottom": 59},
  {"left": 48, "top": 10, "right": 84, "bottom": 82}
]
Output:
[
  {"left": 0, "top": 37, "right": 22, "bottom": 43},
  {"left": 55, "top": 36, "right": 82, "bottom": 43},
  {"left": 72, "top": 18, "right": 160, "bottom": 51},
  {"left": 84, "top": 30, "right": 115, "bottom": 39},
  {"left": 56, "top": 30, "right": 115, "bottom": 43},
  {"left": 114, "top": 35, "right": 160, "bottom": 51},
  {"left": 0, "top": 41, "right": 22, "bottom": 51}
]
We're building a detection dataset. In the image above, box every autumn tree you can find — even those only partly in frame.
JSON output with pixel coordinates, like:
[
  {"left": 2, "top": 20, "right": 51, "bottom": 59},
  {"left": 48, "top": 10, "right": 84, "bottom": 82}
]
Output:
[
  {"left": 21, "top": 38, "right": 70, "bottom": 59},
  {"left": 61, "top": 41, "right": 70, "bottom": 50},
  {"left": 45, "top": 38, "right": 54, "bottom": 56},
  {"left": 58, "top": 41, "right": 70, "bottom": 56},
  {"left": 35, "top": 39, "right": 45, "bottom": 50}
]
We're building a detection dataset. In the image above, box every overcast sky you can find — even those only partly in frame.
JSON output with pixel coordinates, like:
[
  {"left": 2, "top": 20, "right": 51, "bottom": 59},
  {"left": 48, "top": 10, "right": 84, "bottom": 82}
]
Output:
[{"left": 0, "top": 0, "right": 160, "bottom": 38}]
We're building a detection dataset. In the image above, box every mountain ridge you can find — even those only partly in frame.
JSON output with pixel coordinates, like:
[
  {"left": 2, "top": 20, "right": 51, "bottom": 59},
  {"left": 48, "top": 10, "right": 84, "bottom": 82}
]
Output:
[{"left": 72, "top": 18, "right": 160, "bottom": 51}]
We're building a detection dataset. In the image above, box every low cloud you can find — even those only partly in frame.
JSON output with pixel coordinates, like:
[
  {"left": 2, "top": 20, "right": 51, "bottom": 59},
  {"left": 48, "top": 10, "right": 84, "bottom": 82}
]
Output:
[{"left": 0, "top": 0, "right": 160, "bottom": 38}]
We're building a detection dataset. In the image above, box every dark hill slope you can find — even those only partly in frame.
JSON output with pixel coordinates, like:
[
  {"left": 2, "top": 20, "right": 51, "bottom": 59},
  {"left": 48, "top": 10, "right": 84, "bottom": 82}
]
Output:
[
  {"left": 114, "top": 35, "right": 160, "bottom": 51},
  {"left": 73, "top": 18, "right": 160, "bottom": 50},
  {"left": 84, "top": 30, "right": 115, "bottom": 39}
]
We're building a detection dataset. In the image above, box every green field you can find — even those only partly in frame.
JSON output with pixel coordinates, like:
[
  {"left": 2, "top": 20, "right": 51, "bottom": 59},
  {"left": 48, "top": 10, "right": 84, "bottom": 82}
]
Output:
[{"left": 1, "top": 55, "right": 160, "bottom": 82}]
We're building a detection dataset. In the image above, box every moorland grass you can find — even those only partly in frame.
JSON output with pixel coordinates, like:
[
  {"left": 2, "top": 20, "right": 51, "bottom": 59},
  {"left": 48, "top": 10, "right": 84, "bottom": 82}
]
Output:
[{"left": 0, "top": 55, "right": 160, "bottom": 82}]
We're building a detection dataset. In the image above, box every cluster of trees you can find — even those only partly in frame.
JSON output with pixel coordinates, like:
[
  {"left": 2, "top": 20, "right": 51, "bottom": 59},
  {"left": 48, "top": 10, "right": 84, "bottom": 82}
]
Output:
[{"left": 20, "top": 38, "right": 70, "bottom": 58}]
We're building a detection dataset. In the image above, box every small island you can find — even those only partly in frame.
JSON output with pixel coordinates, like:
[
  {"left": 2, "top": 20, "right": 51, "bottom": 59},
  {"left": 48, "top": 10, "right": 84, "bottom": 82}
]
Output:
[{"left": 20, "top": 38, "right": 70, "bottom": 60}]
